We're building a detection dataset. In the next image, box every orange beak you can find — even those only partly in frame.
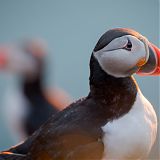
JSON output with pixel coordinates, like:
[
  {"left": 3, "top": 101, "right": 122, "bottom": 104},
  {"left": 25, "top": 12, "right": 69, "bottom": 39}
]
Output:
[
  {"left": 137, "top": 43, "right": 160, "bottom": 76},
  {"left": 150, "top": 44, "right": 160, "bottom": 75},
  {"left": 0, "top": 48, "right": 8, "bottom": 68}
]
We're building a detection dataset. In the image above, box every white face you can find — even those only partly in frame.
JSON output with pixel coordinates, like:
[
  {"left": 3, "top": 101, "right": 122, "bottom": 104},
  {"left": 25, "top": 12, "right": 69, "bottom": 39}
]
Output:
[
  {"left": 0, "top": 44, "right": 39, "bottom": 77},
  {"left": 93, "top": 35, "right": 149, "bottom": 77}
]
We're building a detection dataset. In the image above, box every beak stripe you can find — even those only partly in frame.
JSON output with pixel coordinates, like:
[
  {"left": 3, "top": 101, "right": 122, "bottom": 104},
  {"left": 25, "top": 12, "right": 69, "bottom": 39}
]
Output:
[
  {"left": 139, "top": 37, "right": 150, "bottom": 64},
  {"left": 150, "top": 44, "right": 160, "bottom": 75}
]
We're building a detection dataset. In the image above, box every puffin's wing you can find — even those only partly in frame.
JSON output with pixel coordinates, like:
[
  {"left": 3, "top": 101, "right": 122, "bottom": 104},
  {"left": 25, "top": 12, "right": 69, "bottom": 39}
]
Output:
[
  {"left": 0, "top": 128, "right": 39, "bottom": 160},
  {"left": 65, "top": 141, "right": 104, "bottom": 160},
  {"left": 0, "top": 98, "right": 105, "bottom": 160},
  {"left": 29, "top": 131, "right": 104, "bottom": 160},
  {"left": 0, "top": 128, "right": 40, "bottom": 160},
  {"left": 6, "top": 132, "right": 36, "bottom": 155},
  {"left": 0, "top": 152, "right": 27, "bottom": 160}
]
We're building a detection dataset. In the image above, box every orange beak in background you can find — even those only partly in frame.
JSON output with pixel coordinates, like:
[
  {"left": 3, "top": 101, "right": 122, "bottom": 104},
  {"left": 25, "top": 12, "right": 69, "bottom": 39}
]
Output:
[{"left": 0, "top": 48, "right": 8, "bottom": 68}]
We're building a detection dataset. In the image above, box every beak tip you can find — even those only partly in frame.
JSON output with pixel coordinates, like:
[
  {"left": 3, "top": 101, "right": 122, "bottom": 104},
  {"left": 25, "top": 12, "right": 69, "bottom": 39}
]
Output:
[{"left": 137, "top": 43, "right": 160, "bottom": 76}]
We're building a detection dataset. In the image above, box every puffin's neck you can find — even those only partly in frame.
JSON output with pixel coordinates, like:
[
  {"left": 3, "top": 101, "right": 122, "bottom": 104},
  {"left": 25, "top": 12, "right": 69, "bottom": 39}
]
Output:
[
  {"left": 89, "top": 55, "right": 138, "bottom": 120},
  {"left": 23, "top": 72, "right": 45, "bottom": 106}
]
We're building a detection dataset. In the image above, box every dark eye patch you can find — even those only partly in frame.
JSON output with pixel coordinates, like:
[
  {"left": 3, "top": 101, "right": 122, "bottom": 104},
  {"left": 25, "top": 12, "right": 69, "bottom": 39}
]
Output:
[{"left": 123, "top": 38, "right": 132, "bottom": 51}]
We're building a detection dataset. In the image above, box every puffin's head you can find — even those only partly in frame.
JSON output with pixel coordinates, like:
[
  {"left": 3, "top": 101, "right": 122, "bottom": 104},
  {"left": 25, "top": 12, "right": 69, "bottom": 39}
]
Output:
[
  {"left": 92, "top": 28, "right": 158, "bottom": 77},
  {"left": 0, "top": 39, "right": 47, "bottom": 79}
]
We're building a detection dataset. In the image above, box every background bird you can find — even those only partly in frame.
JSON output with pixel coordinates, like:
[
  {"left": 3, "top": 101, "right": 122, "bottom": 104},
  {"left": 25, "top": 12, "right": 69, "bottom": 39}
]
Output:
[
  {"left": 0, "top": 39, "right": 72, "bottom": 142},
  {"left": 0, "top": 28, "right": 158, "bottom": 160}
]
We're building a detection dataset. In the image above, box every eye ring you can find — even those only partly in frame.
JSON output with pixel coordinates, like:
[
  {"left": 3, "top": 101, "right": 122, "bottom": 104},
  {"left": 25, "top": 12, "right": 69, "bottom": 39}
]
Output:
[{"left": 123, "top": 39, "right": 132, "bottom": 51}]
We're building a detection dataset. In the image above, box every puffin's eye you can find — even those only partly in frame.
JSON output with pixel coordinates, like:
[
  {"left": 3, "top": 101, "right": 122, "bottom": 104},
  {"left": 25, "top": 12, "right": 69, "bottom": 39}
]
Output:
[{"left": 124, "top": 39, "right": 132, "bottom": 51}]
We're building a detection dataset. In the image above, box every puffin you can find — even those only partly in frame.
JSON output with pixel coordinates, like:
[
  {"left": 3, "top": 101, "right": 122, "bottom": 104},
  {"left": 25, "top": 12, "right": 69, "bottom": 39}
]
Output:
[
  {"left": 0, "top": 28, "right": 158, "bottom": 160},
  {"left": 0, "top": 40, "right": 71, "bottom": 142}
]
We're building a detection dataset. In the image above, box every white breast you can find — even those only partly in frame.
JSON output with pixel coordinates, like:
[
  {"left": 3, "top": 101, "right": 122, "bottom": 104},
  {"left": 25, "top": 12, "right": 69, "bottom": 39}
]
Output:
[
  {"left": 102, "top": 89, "right": 157, "bottom": 160},
  {"left": 2, "top": 81, "right": 29, "bottom": 142}
]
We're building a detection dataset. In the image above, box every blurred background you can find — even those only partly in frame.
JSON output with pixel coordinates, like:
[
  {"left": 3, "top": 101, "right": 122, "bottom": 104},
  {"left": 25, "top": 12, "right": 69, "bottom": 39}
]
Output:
[{"left": 0, "top": 0, "right": 159, "bottom": 159}]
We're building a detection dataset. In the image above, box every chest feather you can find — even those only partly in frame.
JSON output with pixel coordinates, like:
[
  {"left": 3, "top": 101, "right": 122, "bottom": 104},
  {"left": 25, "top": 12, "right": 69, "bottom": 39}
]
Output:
[{"left": 101, "top": 91, "right": 157, "bottom": 160}]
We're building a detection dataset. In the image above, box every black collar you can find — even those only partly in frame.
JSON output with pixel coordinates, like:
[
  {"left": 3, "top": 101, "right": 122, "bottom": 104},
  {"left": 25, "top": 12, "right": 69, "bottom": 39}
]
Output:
[{"left": 89, "top": 54, "right": 138, "bottom": 121}]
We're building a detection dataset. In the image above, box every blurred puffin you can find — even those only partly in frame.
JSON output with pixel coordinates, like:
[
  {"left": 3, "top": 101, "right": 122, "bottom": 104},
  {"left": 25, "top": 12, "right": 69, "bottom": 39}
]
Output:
[
  {"left": 0, "top": 28, "right": 158, "bottom": 160},
  {"left": 0, "top": 40, "right": 71, "bottom": 142}
]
